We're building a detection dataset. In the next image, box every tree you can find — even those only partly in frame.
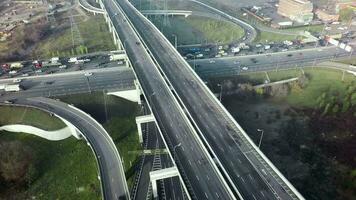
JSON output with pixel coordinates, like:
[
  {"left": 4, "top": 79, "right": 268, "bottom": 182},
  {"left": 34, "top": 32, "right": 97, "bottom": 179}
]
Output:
[
  {"left": 339, "top": 8, "right": 353, "bottom": 22},
  {"left": 351, "top": 93, "right": 356, "bottom": 106},
  {"left": 341, "top": 101, "right": 350, "bottom": 113},
  {"left": 25, "top": 164, "right": 38, "bottom": 187},
  {"left": 323, "top": 103, "right": 331, "bottom": 115},
  {"left": 0, "top": 141, "right": 34, "bottom": 183},
  {"left": 332, "top": 104, "right": 339, "bottom": 114}
]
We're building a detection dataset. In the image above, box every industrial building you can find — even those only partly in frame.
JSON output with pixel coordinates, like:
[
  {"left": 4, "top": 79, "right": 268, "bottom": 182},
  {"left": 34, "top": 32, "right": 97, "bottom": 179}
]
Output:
[{"left": 277, "top": 0, "right": 314, "bottom": 24}]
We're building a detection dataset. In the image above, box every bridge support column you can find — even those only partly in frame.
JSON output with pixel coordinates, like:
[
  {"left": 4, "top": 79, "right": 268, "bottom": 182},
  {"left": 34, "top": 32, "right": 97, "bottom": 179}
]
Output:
[
  {"left": 108, "top": 20, "right": 113, "bottom": 33},
  {"left": 104, "top": 13, "right": 108, "bottom": 23},
  {"left": 135, "top": 114, "right": 155, "bottom": 143},
  {"left": 149, "top": 167, "right": 179, "bottom": 198},
  {"left": 134, "top": 80, "right": 142, "bottom": 104},
  {"left": 112, "top": 30, "right": 117, "bottom": 45}
]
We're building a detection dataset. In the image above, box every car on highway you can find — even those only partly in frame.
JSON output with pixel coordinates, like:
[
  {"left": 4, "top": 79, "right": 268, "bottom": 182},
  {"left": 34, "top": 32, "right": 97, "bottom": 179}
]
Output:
[
  {"left": 234, "top": 60, "right": 240, "bottom": 64},
  {"left": 13, "top": 79, "right": 22, "bottom": 83},
  {"left": 209, "top": 60, "right": 215, "bottom": 64},
  {"left": 84, "top": 72, "right": 93, "bottom": 77},
  {"left": 287, "top": 54, "right": 293, "bottom": 57},
  {"left": 242, "top": 66, "right": 248, "bottom": 70},
  {"left": 250, "top": 58, "right": 258, "bottom": 63},
  {"left": 59, "top": 65, "right": 67, "bottom": 69},
  {"left": 45, "top": 81, "right": 55, "bottom": 85}
]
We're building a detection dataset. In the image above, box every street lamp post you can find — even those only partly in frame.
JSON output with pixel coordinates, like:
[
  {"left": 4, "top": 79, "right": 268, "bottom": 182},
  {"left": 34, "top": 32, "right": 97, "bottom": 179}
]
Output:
[
  {"left": 172, "top": 34, "right": 178, "bottom": 49},
  {"left": 193, "top": 55, "right": 196, "bottom": 71},
  {"left": 148, "top": 92, "right": 156, "bottom": 104},
  {"left": 257, "top": 129, "right": 264, "bottom": 148},
  {"left": 173, "top": 143, "right": 182, "bottom": 159},
  {"left": 217, "top": 83, "right": 223, "bottom": 102}
]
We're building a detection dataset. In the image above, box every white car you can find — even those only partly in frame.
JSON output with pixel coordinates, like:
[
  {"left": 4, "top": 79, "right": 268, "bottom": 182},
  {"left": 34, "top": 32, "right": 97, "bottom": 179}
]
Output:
[
  {"left": 59, "top": 65, "right": 67, "bottom": 69},
  {"left": 13, "top": 79, "right": 22, "bottom": 83},
  {"left": 209, "top": 60, "right": 215, "bottom": 64},
  {"left": 84, "top": 72, "right": 93, "bottom": 77},
  {"left": 9, "top": 70, "right": 17, "bottom": 75},
  {"left": 242, "top": 66, "right": 248, "bottom": 70}
]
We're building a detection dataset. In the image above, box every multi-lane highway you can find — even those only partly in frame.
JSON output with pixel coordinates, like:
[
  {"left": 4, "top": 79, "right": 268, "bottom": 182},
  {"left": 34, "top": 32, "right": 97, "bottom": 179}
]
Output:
[
  {"left": 0, "top": 67, "right": 134, "bottom": 101},
  {"left": 192, "top": 46, "right": 355, "bottom": 78},
  {"left": 101, "top": 0, "right": 236, "bottom": 198},
  {"left": 1, "top": 47, "right": 353, "bottom": 103},
  {"left": 113, "top": 0, "right": 303, "bottom": 199},
  {"left": 12, "top": 97, "right": 129, "bottom": 200}
]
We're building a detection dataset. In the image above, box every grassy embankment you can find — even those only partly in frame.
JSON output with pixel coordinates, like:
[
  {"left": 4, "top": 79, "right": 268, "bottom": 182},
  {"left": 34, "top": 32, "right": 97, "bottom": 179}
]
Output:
[
  {"left": 150, "top": 15, "right": 245, "bottom": 45},
  {"left": 0, "top": 10, "right": 116, "bottom": 62},
  {"left": 238, "top": 68, "right": 355, "bottom": 107},
  {"left": 34, "top": 15, "right": 116, "bottom": 59},
  {"left": 134, "top": 0, "right": 244, "bottom": 45},
  {"left": 0, "top": 106, "right": 65, "bottom": 130},
  {"left": 0, "top": 106, "right": 100, "bottom": 199}
]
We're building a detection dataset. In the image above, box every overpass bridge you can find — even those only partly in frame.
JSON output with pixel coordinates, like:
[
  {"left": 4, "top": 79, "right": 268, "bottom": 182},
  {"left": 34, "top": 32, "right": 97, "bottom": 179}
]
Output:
[
  {"left": 79, "top": 0, "right": 105, "bottom": 14},
  {"left": 141, "top": 10, "right": 193, "bottom": 17},
  {"left": 99, "top": 0, "right": 237, "bottom": 199},
  {"left": 96, "top": 0, "right": 304, "bottom": 199}
]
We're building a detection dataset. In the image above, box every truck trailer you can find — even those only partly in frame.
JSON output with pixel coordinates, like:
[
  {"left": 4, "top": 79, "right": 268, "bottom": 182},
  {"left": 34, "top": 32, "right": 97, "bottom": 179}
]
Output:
[{"left": 3, "top": 84, "right": 21, "bottom": 92}]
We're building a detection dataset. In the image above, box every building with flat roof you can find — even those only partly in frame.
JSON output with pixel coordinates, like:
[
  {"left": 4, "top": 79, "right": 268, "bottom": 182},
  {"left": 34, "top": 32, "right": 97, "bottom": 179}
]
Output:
[{"left": 277, "top": 0, "right": 314, "bottom": 24}]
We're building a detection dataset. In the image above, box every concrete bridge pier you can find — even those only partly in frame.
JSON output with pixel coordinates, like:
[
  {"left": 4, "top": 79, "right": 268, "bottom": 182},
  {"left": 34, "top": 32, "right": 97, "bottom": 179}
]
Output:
[
  {"left": 112, "top": 30, "right": 118, "bottom": 45},
  {"left": 135, "top": 114, "right": 155, "bottom": 143},
  {"left": 108, "top": 20, "right": 113, "bottom": 33},
  {"left": 106, "top": 80, "right": 142, "bottom": 103},
  {"left": 149, "top": 167, "right": 179, "bottom": 198}
]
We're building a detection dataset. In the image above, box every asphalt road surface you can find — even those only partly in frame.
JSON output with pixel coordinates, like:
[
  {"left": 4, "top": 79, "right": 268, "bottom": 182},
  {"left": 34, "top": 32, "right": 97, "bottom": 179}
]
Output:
[
  {"left": 13, "top": 97, "right": 129, "bottom": 200},
  {"left": 102, "top": 0, "right": 235, "bottom": 199},
  {"left": 0, "top": 67, "right": 135, "bottom": 101},
  {"left": 192, "top": 46, "right": 355, "bottom": 78},
  {"left": 115, "top": 0, "right": 303, "bottom": 199}
]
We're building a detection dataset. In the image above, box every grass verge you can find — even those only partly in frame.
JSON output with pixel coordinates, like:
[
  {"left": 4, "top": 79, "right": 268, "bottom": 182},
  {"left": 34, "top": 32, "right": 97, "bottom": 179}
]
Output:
[
  {"left": 0, "top": 131, "right": 101, "bottom": 200},
  {"left": 255, "top": 31, "right": 297, "bottom": 43},
  {"left": 0, "top": 106, "right": 65, "bottom": 131},
  {"left": 150, "top": 15, "right": 244, "bottom": 45},
  {"left": 238, "top": 68, "right": 355, "bottom": 108},
  {"left": 34, "top": 15, "right": 116, "bottom": 59}
]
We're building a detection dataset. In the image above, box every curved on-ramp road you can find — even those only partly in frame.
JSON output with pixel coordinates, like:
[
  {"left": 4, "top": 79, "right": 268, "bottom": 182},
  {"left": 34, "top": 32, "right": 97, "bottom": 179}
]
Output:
[{"left": 12, "top": 97, "right": 130, "bottom": 200}]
